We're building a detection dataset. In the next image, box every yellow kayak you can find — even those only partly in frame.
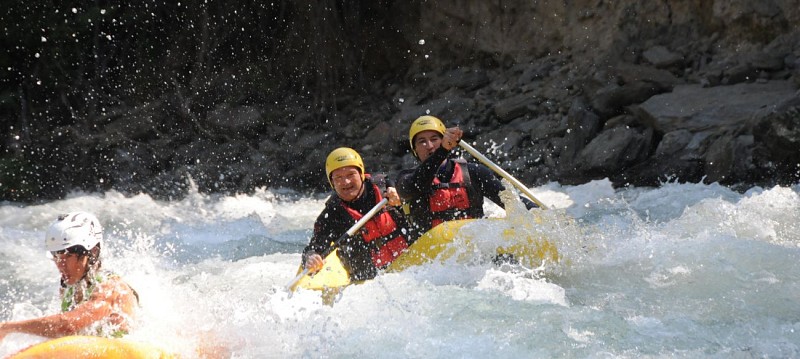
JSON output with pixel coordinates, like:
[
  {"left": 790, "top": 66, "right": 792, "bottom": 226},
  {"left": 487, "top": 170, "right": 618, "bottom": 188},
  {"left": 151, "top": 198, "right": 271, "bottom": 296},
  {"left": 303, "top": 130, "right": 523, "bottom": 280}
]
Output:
[
  {"left": 290, "top": 248, "right": 352, "bottom": 291},
  {"left": 292, "top": 216, "right": 559, "bottom": 292},
  {"left": 8, "top": 335, "right": 176, "bottom": 359},
  {"left": 388, "top": 218, "right": 559, "bottom": 271}
]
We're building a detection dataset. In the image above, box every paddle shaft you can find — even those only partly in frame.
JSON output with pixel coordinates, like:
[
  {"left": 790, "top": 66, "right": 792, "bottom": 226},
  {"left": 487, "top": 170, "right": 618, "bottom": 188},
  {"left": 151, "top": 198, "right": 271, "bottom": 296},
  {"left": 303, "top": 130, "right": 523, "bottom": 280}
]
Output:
[
  {"left": 286, "top": 198, "right": 389, "bottom": 292},
  {"left": 458, "top": 141, "right": 548, "bottom": 209}
]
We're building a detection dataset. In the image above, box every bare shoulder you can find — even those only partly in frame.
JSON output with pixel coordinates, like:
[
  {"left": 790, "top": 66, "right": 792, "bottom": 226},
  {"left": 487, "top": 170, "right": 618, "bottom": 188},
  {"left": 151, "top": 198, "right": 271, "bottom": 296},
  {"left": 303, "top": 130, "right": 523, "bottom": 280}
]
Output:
[{"left": 93, "top": 276, "right": 137, "bottom": 303}]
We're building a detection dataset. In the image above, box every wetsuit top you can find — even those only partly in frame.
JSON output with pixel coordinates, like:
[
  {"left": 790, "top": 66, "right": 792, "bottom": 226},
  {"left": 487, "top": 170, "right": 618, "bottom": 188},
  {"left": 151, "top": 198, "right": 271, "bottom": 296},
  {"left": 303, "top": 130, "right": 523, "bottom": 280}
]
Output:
[
  {"left": 60, "top": 270, "right": 139, "bottom": 338},
  {"left": 302, "top": 176, "right": 418, "bottom": 281},
  {"left": 396, "top": 146, "right": 536, "bottom": 232}
]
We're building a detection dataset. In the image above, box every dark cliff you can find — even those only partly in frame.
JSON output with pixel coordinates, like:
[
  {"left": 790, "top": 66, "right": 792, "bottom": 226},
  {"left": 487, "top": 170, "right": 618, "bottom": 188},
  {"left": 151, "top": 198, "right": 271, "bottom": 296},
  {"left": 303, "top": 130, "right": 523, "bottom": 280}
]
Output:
[{"left": 1, "top": 0, "right": 798, "bottom": 202}]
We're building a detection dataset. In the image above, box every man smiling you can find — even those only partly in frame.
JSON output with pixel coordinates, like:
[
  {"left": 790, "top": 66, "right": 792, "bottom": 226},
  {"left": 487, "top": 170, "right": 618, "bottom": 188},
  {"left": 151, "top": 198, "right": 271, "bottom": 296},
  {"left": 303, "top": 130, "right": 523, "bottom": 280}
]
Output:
[
  {"left": 397, "top": 116, "right": 537, "bottom": 232},
  {"left": 301, "top": 148, "right": 418, "bottom": 281}
]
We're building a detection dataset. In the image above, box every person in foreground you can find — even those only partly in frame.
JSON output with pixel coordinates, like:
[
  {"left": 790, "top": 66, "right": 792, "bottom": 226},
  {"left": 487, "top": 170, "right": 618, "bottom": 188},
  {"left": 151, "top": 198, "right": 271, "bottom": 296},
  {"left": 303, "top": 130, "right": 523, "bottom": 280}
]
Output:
[
  {"left": 397, "top": 115, "right": 538, "bottom": 233},
  {"left": 302, "top": 147, "right": 419, "bottom": 281},
  {"left": 0, "top": 212, "right": 139, "bottom": 341}
]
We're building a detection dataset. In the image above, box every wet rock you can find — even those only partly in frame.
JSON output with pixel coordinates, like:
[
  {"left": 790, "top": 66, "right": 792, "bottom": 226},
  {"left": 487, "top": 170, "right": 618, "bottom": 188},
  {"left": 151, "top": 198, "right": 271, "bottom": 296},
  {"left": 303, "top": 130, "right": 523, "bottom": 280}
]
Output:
[
  {"left": 576, "top": 126, "right": 653, "bottom": 174},
  {"left": 205, "top": 105, "right": 262, "bottom": 133},
  {"left": 474, "top": 128, "right": 526, "bottom": 156},
  {"left": 493, "top": 93, "right": 538, "bottom": 123},
  {"left": 435, "top": 68, "right": 491, "bottom": 92},
  {"left": 560, "top": 99, "right": 601, "bottom": 164},
  {"left": 655, "top": 130, "right": 692, "bottom": 157},
  {"left": 724, "top": 63, "right": 759, "bottom": 84},
  {"left": 591, "top": 81, "right": 667, "bottom": 117},
  {"left": 637, "top": 81, "right": 798, "bottom": 133},
  {"left": 642, "top": 46, "right": 684, "bottom": 68}
]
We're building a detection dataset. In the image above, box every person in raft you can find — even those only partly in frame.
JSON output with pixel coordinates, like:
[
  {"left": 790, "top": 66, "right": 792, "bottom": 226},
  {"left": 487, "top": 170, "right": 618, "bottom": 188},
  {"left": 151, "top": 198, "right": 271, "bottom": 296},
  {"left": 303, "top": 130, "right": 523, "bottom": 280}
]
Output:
[
  {"left": 396, "top": 115, "right": 538, "bottom": 233},
  {"left": 0, "top": 212, "right": 139, "bottom": 341},
  {"left": 302, "top": 147, "right": 420, "bottom": 281}
]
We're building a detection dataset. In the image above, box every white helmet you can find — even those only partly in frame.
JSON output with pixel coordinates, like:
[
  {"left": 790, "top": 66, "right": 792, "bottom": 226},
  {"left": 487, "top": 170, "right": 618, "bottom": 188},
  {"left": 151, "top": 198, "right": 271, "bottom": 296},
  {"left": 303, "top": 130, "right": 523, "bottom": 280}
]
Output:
[{"left": 44, "top": 212, "right": 103, "bottom": 252}]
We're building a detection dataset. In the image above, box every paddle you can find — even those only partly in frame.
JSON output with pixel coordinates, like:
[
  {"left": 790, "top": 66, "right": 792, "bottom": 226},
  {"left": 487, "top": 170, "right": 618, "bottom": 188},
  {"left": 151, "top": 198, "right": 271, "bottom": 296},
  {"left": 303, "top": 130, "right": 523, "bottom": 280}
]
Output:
[
  {"left": 286, "top": 198, "right": 389, "bottom": 292},
  {"left": 458, "top": 141, "right": 549, "bottom": 209}
]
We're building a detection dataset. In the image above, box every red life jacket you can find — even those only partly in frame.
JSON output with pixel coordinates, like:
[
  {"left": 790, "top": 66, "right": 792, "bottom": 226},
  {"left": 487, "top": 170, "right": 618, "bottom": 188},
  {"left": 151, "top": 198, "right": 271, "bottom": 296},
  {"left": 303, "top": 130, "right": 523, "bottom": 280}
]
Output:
[
  {"left": 429, "top": 162, "right": 473, "bottom": 227},
  {"left": 341, "top": 182, "right": 409, "bottom": 268}
]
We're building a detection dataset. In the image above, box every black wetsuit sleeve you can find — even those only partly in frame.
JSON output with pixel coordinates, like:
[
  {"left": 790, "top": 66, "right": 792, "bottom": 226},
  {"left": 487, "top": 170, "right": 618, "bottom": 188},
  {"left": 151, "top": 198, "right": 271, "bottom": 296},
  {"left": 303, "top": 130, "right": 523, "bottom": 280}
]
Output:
[
  {"left": 468, "top": 163, "right": 538, "bottom": 210},
  {"left": 396, "top": 147, "right": 450, "bottom": 200},
  {"left": 468, "top": 163, "right": 506, "bottom": 208},
  {"left": 302, "top": 203, "right": 351, "bottom": 266}
]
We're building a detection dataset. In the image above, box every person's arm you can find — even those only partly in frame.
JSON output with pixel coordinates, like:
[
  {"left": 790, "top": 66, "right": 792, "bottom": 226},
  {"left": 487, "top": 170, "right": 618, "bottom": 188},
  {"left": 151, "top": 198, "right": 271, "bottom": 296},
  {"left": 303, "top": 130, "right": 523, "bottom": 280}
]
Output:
[
  {"left": 469, "top": 164, "right": 537, "bottom": 210},
  {"left": 0, "top": 279, "right": 133, "bottom": 340},
  {"left": 396, "top": 147, "right": 450, "bottom": 199},
  {"left": 302, "top": 216, "right": 332, "bottom": 272},
  {"left": 302, "top": 205, "right": 352, "bottom": 272}
]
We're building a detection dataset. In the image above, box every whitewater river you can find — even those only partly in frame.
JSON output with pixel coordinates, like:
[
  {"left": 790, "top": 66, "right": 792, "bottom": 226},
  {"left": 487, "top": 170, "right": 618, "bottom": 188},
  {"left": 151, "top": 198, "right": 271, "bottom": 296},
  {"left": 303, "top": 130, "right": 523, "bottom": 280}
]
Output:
[{"left": 1, "top": 179, "right": 798, "bottom": 358}]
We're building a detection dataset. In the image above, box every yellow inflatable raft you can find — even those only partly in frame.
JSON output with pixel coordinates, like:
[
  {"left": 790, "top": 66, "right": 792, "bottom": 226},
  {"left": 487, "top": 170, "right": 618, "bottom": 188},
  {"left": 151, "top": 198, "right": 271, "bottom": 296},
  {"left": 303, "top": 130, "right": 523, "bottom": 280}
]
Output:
[
  {"left": 291, "top": 217, "right": 559, "bottom": 292},
  {"left": 8, "top": 335, "right": 176, "bottom": 359}
]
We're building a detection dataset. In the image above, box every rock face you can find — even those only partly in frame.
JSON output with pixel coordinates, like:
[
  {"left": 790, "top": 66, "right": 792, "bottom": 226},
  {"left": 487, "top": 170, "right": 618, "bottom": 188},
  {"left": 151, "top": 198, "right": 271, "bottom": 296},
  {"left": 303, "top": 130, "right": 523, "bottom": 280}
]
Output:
[{"left": 1, "top": 0, "right": 799, "bottom": 201}]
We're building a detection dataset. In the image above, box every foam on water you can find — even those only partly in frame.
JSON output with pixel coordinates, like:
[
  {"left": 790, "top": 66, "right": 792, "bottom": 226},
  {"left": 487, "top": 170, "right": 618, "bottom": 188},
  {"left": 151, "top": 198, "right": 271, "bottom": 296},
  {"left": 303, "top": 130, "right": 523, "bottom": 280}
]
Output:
[{"left": 1, "top": 180, "right": 799, "bottom": 357}]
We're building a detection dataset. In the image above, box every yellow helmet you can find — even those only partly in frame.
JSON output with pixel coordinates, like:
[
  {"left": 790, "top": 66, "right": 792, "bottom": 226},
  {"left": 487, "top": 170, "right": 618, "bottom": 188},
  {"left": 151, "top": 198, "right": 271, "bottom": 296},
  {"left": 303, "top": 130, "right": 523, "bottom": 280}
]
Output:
[
  {"left": 408, "top": 115, "right": 446, "bottom": 158},
  {"left": 325, "top": 147, "right": 365, "bottom": 187}
]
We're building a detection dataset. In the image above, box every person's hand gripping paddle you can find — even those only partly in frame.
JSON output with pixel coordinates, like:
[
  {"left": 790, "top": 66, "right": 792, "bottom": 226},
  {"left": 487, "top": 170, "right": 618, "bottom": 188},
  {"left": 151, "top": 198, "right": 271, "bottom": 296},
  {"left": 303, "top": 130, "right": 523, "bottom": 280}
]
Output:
[{"left": 286, "top": 198, "right": 389, "bottom": 293}]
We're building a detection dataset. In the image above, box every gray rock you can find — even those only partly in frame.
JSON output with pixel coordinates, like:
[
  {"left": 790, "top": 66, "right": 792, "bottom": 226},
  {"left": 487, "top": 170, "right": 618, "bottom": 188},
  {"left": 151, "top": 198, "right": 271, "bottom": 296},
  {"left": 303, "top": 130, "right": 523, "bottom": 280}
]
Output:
[
  {"left": 576, "top": 126, "right": 652, "bottom": 173},
  {"left": 655, "top": 130, "right": 692, "bottom": 157},
  {"left": 493, "top": 93, "right": 539, "bottom": 122},
  {"left": 724, "top": 63, "right": 759, "bottom": 84},
  {"left": 523, "top": 115, "right": 569, "bottom": 142},
  {"left": 205, "top": 105, "right": 262, "bottom": 133},
  {"left": 637, "top": 81, "right": 798, "bottom": 133},
  {"left": 591, "top": 81, "right": 667, "bottom": 117},
  {"left": 704, "top": 134, "right": 755, "bottom": 183},
  {"left": 474, "top": 129, "right": 526, "bottom": 156},
  {"left": 435, "top": 68, "right": 491, "bottom": 92},
  {"left": 643, "top": 46, "right": 684, "bottom": 68},
  {"left": 610, "top": 63, "right": 682, "bottom": 87},
  {"left": 560, "top": 98, "right": 601, "bottom": 163}
]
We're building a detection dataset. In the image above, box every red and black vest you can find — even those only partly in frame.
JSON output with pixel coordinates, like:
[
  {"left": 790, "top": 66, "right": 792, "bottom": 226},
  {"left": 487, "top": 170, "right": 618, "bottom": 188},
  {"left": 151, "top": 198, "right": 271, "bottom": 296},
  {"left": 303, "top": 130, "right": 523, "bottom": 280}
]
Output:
[
  {"left": 429, "top": 161, "right": 473, "bottom": 227},
  {"left": 342, "top": 180, "right": 409, "bottom": 268},
  {"left": 409, "top": 160, "right": 484, "bottom": 229}
]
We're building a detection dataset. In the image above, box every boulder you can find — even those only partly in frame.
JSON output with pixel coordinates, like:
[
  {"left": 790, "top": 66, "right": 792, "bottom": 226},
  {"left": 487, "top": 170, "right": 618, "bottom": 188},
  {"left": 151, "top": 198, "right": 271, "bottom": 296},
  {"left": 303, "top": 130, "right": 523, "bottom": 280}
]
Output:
[
  {"left": 642, "top": 45, "right": 684, "bottom": 68},
  {"left": 591, "top": 81, "right": 668, "bottom": 117},
  {"left": 205, "top": 105, "right": 262, "bottom": 133},
  {"left": 704, "top": 134, "right": 755, "bottom": 183},
  {"left": 560, "top": 98, "right": 601, "bottom": 163},
  {"left": 434, "top": 68, "right": 491, "bottom": 92},
  {"left": 637, "top": 81, "right": 798, "bottom": 133},
  {"left": 474, "top": 128, "right": 526, "bottom": 156},
  {"left": 493, "top": 93, "right": 539, "bottom": 122},
  {"left": 576, "top": 126, "right": 652, "bottom": 173}
]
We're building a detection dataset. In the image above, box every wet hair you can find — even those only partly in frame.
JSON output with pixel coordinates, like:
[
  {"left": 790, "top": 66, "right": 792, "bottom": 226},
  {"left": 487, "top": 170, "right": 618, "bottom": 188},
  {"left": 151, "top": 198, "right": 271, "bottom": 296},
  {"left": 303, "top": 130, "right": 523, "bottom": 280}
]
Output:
[{"left": 86, "top": 244, "right": 102, "bottom": 268}]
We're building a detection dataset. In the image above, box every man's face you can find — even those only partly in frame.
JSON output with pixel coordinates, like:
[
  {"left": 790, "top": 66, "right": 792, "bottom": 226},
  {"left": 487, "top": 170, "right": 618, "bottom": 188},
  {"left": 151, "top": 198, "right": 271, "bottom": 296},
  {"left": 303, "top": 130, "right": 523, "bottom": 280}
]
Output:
[
  {"left": 413, "top": 130, "right": 443, "bottom": 162},
  {"left": 331, "top": 166, "right": 364, "bottom": 202}
]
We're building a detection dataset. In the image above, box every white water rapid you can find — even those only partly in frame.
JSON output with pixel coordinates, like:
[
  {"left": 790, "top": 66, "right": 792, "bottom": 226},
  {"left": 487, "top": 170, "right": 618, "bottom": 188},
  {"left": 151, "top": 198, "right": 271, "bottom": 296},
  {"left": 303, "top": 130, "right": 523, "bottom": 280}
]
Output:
[{"left": 1, "top": 179, "right": 798, "bottom": 358}]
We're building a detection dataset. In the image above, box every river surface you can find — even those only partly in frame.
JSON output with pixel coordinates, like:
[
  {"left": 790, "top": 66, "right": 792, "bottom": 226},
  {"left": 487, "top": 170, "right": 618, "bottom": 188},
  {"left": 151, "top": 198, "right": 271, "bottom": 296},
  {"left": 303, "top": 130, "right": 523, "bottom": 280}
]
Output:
[{"left": 1, "top": 179, "right": 799, "bottom": 358}]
